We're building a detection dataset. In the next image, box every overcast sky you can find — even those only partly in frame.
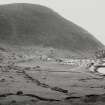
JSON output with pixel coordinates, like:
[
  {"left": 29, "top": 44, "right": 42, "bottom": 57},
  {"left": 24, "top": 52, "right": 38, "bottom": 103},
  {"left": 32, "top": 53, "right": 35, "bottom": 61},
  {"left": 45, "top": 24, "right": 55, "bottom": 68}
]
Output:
[{"left": 0, "top": 0, "right": 105, "bottom": 45}]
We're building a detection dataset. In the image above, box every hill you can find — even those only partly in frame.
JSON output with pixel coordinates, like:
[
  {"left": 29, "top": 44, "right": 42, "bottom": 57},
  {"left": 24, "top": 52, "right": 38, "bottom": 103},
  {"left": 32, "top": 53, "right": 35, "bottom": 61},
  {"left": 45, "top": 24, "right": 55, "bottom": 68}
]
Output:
[{"left": 0, "top": 3, "right": 104, "bottom": 57}]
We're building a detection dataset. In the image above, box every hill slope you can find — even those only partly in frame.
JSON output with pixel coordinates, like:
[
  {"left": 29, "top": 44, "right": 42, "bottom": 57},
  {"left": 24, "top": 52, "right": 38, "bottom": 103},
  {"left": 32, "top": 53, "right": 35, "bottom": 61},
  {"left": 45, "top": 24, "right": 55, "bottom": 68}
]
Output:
[{"left": 0, "top": 3, "right": 104, "bottom": 57}]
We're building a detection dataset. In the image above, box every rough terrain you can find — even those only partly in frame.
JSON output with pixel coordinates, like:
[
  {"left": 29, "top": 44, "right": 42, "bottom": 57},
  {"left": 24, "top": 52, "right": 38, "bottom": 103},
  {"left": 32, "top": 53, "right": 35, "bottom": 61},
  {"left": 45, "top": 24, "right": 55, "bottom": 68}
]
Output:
[{"left": 0, "top": 48, "right": 105, "bottom": 105}]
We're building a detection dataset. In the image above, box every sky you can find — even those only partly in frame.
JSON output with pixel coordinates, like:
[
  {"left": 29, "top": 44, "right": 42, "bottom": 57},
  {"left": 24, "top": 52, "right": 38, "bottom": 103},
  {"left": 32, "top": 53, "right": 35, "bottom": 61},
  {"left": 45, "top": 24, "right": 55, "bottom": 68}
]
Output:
[{"left": 0, "top": 0, "right": 105, "bottom": 45}]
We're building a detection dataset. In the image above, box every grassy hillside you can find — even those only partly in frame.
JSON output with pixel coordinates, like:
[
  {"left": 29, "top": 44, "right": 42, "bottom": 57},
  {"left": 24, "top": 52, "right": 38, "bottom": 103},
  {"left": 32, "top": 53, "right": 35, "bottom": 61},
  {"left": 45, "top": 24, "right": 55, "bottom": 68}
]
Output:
[{"left": 0, "top": 3, "right": 104, "bottom": 57}]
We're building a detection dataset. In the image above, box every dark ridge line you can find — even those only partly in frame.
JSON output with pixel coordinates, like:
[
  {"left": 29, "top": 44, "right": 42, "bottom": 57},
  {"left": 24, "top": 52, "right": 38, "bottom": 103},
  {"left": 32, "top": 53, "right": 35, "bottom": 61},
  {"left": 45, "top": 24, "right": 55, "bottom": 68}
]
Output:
[
  {"left": 0, "top": 93, "right": 15, "bottom": 97},
  {"left": 24, "top": 94, "right": 60, "bottom": 101},
  {"left": 0, "top": 92, "right": 60, "bottom": 101},
  {"left": 64, "top": 94, "right": 105, "bottom": 101},
  {"left": 65, "top": 96, "right": 81, "bottom": 100},
  {"left": 1, "top": 92, "right": 105, "bottom": 101},
  {"left": 85, "top": 94, "right": 100, "bottom": 98},
  {"left": 51, "top": 86, "right": 68, "bottom": 93},
  {"left": 23, "top": 70, "right": 68, "bottom": 94}
]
